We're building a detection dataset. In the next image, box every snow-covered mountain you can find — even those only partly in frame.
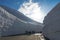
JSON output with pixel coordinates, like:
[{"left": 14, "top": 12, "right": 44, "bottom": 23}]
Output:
[{"left": 0, "top": 5, "right": 43, "bottom": 36}]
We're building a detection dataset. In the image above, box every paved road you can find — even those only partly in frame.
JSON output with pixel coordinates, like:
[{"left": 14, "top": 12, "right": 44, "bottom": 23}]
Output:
[{"left": 0, "top": 33, "right": 45, "bottom": 40}]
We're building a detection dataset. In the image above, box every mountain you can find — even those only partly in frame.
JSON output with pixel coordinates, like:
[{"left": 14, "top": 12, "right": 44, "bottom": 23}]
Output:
[{"left": 0, "top": 5, "right": 43, "bottom": 36}]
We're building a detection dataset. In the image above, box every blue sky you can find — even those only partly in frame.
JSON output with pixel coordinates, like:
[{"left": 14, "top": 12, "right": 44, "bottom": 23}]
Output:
[
  {"left": 0, "top": 0, "right": 60, "bottom": 23},
  {"left": 0, "top": 0, "right": 60, "bottom": 14}
]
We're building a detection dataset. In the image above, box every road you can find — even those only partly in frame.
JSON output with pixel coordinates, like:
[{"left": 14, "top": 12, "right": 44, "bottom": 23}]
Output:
[{"left": 1, "top": 33, "right": 45, "bottom": 40}]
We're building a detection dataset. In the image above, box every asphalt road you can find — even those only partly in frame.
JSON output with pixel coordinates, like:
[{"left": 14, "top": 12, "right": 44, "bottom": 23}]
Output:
[{"left": 0, "top": 33, "right": 45, "bottom": 40}]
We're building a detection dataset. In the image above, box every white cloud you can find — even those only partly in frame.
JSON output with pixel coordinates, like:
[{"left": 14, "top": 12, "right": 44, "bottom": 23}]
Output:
[{"left": 18, "top": 0, "right": 45, "bottom": 23}]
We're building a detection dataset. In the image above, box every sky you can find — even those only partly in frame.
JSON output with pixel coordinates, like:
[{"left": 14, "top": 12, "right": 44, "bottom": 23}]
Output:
[{"left": 0, "top": 0, "right": 60, "bottom": 23}]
